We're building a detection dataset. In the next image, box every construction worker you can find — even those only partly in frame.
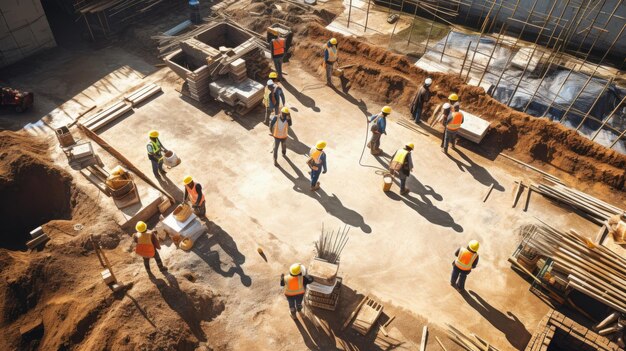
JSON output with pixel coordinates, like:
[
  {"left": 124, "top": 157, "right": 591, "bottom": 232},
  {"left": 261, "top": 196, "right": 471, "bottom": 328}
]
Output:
[
  {"left": 410, "top": 78, "right": 432, "bottom": 124},
  {"left": 183, "top": 176, "right": 206, "bottom": 217},
  {"left": 269, "top": 107, "right": 292, "bottom": 166},
  {"left": 147, "top": 130, "right": 168, "bottom": 179},
  {"left": 270, "top": 36, "right": 286, "bottom": 80},
  {"left": 389, "top": 143, "right": 414, "bottom": 195},
  {"left": 439, "top": 102, "right": 452, "bottom": 148},
  {"left": 189, "top": 0, "right": 201, "bottom": 24},
  {"left": 280, "top": 263, "right": 314, "bottom": 319},
  {"left": 450, "top": 240, "right": 480, "bottom": 291},
  {"left": 307, "top": 140, "right": 327, "bottom": 191},
  {"left": 448, "top": 93, "right": 460, "bottom": 111},
  {"left": 367, "top": 106, "right": 391, "bottom": 155},
  {"left": 443, "top": 104, "right": 464, "bottom": 154},
  {"left": 323, "top": 38, "right": 338, "bottom": 86},
  {"left": 134, "top": 221, "right": 168, "bottom": 274},
  {"left": 266, "top": 80, "right": 285, "bottom": 124},
  {"left": 263, "top": 72, "right": 280, "bottom": 124}
]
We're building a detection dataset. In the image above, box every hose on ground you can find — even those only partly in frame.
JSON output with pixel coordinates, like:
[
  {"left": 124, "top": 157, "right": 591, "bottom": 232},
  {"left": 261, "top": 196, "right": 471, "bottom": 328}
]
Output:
[{"left": 358, "top": 115, "right": 388, "bottom": 175}]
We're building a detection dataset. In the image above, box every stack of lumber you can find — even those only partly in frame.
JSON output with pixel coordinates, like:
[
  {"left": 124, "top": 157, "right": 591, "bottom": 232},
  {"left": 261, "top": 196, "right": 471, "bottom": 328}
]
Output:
[
  {"left": 523, "top": 221, "right": 626, "bottom": 314},
  {"left": 534, "top": 181, "right": 623, "bottom": 225},
  {"left": 124, "top": 84, "right": 162, "bottom": 107},
  {"left": 187, "top": 66, "right": 212, "bottom": 103},
  {"left": 81, "top": 101, "right": 132, "bottom": 131},
  {"left": 229, "top": 59, "right": 247, "bottom": 83},
  {"left": 446, "top": 324, "right": 500, "bottom": 351}
]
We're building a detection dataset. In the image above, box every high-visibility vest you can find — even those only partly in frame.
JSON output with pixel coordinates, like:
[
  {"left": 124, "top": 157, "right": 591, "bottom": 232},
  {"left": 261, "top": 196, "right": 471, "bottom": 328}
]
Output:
[
  {"left": 272, "top": 38, "right": 285, "bottom": 56},
  {"left": 447, "top": 112, "right": 464, "bottom": 131},
  {"left": 135, "top": 231, "right": 155, "bottom": 258},
  {"left": 147, "top": 139, "right": 163, "bottom": 160},
  {"left": 392, "top": 149, "right": 409, "bottom": 165},
  {"left": 284, "top": 275, "right": 305, "bottom": 296},
  {"left": 455, "top": 247, "right": 478, "bottom": 271},
  {"left": 263, "top": 86, "right": 271, "bottom": 107},
  {"left": 273, "top": 118, "right": 289, "bottom": 139},
  {"left": 325, "top": 45, "right": 338, "bottom": 63},
  {"left": 310, "top": 148, "right": 324, "bottom": 165},
  {"left": 186, "top": 182, "right": 205, "bottom": 206}
]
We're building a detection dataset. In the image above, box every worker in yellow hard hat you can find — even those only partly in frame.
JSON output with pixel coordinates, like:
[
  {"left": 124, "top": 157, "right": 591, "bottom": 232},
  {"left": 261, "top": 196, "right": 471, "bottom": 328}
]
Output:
[
  {"left": 443, "top": 103, "right": 464, "bottom": 154},
  {"left": 451, "top": 240, "right": 480, "bottom": 291},
  {"left": 183, "top": 176, "right": 206, "bottom": 218},
  {"left": 410, "top": 78, "right": 432, "bottom": 124},
  {"left": 389, "top": 143, "right": 414, "bottom": 195},
  {"left": 264, "top": 78, "right": 286, "bottom": 125},
  {"left": 324, "top": 37, "right": 339, "bottom": 86},
  {"left": 269, "top": 106, "right": 293, "bottom": 167},
  {"left": 147, "top": 130, "right": 169, "bottom": 179},
  {"left": 280, "top": 263, "right": 313, "bottom": 319},
  {"left": 307, "top": 140, "right": 327, "bottom": 191},
  {"left": 367, "top": 106, "right": 392, "bottom": 155},
  {"left": 134, "top": 221, "right": 167, "bottom": 274},
  {"left": 448, "top": 93, "right": 460, "bottom": 111}
]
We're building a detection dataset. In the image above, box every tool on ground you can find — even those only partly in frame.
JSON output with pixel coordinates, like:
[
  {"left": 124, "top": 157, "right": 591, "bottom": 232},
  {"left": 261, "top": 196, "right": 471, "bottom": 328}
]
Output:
[{"left": 90, "top": 234, "right": 130, "bottom": 293}]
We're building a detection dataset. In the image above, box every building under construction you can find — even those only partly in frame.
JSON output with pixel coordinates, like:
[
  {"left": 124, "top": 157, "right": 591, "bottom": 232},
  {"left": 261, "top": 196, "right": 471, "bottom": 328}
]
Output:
[{"left": 0, "top": 0, "right": 625, "bottom": 350}]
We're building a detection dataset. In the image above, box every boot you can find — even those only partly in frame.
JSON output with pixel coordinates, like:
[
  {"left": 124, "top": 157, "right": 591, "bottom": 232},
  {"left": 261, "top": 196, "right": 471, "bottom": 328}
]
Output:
[
  {"left": 400, "top": 188, "right": 409, "bottom": 195},
  {"left": 159, "top": 266, "right": 168, "bottom": 272},
  {"left": 371, "top": 148, "right": 382, "bottom": 156}
]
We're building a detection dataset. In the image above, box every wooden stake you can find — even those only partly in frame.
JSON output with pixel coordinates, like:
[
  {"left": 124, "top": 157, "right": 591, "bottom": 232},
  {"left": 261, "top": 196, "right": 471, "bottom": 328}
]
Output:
[
  {"left": 483, "top": 183, "right": 494, "bottom": 202},
  {"left": 435, "top": 336, "right": 448, "bottom": 351},
  {"left": 383, "top": 315, "right": 395, "bottom": 327},
  {"left": 420, "top": 325, "right": 428, "bottom": 351},
  {"left": 341, "top": 296, "right": 368, "bottom": 330},
  {"left": 512, "top": 180, "right": 523, "bottom": 208},
  {"left": 523, "top": 185, "right": 532, "bottom": 212}
]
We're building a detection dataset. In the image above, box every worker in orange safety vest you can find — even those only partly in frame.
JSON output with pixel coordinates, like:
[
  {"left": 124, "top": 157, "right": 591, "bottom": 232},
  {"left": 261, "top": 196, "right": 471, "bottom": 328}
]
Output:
[
  {"left": 450, "top": 240, "right": 480, "bottom": 291},
  {"left": 280, "top": 263, "right": 314, "bottom": 319},
  {"left": 443, "top": 103, "right": 464, "bottom": 154},
  {"left": 183, "top": 175, "right": 206, "bottom": 217},
  {"left": 270, "top": 37, "right": 286, "bottom": 80},
  {"left": 269, "top": 107, "right": 292, "bottom": 167},
  {"left": 134, "top": 221, "right": 167, "bottom": 274}
]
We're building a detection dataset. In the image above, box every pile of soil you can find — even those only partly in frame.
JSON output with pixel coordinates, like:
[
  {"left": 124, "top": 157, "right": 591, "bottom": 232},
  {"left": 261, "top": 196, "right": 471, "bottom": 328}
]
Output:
[{"left": 292, "top": 23, "right": 626, "bottom": 194}]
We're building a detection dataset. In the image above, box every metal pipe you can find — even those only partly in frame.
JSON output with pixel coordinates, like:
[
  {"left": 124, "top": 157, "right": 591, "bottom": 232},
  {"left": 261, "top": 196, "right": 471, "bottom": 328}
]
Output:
[
  {"left": 591, "top": 95, "right": 626, "bottom": 142},
  {"left": 575, "top": 77, "right": 613, "bottom": 131}
]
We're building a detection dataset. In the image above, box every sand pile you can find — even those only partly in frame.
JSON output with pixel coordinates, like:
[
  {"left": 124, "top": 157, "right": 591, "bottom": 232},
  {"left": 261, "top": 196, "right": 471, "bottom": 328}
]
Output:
[{"left": 292, "top": 23, "right": 626, "bottom": 193}]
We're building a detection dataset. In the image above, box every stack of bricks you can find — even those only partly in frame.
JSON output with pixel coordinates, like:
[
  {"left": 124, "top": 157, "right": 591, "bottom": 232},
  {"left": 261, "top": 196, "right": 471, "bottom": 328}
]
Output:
[
  {"left": 186, "top": 65, "right": 211, "bottom": 103},
  {"left": 229, "top": 58, "right": 247, "bottom": 83},
  {"left": 525, "top": 310, "right": 622, "bottom": 351}
]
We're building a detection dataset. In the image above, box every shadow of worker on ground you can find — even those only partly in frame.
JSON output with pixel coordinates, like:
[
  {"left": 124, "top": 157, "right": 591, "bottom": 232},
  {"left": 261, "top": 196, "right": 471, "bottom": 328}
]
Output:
[
  {"left": 282, "top": 79, "right": 320, "bottom": 113},
  {"left": 462, "top": 290, "right": 531, "bottom": 350},
  {"left": 277, "top": 156, "right": 372, "bottom": 233},
  {"left": 191, "top": 220, "right": 252, "bottom": 287},
  {"left": 446, "top": 148, "right": 504, "bottom": 192}
]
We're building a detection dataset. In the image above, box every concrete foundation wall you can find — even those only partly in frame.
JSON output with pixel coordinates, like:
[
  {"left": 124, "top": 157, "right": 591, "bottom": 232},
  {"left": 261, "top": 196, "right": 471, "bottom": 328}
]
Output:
[
  {"left": 195, "top": 22, "right": 252, "bottom": 50},
  {"left": 0, "top": 0, "right": 56, "bottom": 68}
]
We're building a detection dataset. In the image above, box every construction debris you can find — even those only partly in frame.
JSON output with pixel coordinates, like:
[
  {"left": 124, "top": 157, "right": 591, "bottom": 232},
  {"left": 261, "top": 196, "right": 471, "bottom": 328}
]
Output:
[
  {"left": 351, "top": 297, "right": 384, "bottom": 335},
  {"left": 446, "top": 324, "right": 500, "bottom": 351}
]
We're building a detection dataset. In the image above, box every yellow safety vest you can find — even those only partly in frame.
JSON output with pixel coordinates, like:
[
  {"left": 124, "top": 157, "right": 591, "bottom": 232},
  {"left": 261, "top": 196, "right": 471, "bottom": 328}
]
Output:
[
  {"left": 135, "top": 231, "right": 155, "bottom": 258},
  {"left": 392, "top": 149, "right": 408, "bottom": 164},
  {"left": 273, "top": 118, "right": 289, "bottom": 139},
  {"left": 147, "top": 139, "right": 163, "bottom": 161},
  {"left": 284, "top": 275, "right": 305, "bottom": 296},
  {"left": 455, "top": 247, "right": 478, "bottom": 271},
  {"left": 326, "top": 45, "right": 338, "bottom": 63},
  {"left": 263, "top": 86, "right": 271, "bottom": 107}
]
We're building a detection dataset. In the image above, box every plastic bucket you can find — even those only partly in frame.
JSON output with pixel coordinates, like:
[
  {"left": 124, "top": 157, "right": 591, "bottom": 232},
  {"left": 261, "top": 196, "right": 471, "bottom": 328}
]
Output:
[
  {"left": 173, "top": 204, "right": 192, "bottom": 222},
  {"left": 383, "top": 174, "right": 393, "bottom": 192},
  {"left": 164, "top": 150, "right": 181, "bottom": 168}
]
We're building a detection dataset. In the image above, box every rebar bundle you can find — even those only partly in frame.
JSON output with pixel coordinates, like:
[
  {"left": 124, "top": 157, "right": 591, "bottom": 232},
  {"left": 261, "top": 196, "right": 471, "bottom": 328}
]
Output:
[{"left": 315, "top": 223, "right": 350, "bottom": 264}]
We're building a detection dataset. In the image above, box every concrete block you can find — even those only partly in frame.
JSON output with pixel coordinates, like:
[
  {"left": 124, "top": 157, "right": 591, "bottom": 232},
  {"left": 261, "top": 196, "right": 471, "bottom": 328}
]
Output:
[{"left": 458, "top": 109, "right": 490, "bottom": 144}]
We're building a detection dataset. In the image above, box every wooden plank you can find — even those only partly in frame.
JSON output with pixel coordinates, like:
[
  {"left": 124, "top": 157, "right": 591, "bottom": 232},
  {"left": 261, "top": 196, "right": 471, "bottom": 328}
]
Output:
[
  {"left": 89, "top": 104, "right": 133, "bottom": 131},
  {"left": 523, "top": 185, "right": 532, "bottom": 212},
  {"left": 512, "top": 180, "right": 523, "bottom": 208},
  {"left": 435, "top": 336, "right": 448, "bottom": 351},
  {"left": 341, "top": 296, "right": 368, "bottom": 330},
  {"left": 482, "top": 183, "right": 494, "bottom": 202},
  {"left": 499, "top": 153, "right": 561, "bottom": 182},
  {"left": 352, "top": 298, "right": 383, "bottom": 335},
  {"left": 420, "top": 325, "right": 428, "bottom": 351},
  {"left": 383, "top": 315, "right": 395, "bottom": 328}
]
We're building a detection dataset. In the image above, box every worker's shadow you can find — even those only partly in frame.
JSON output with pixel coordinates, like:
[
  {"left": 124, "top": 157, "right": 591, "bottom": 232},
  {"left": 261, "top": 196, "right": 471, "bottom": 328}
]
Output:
[
  {"left": 148, "top": 272, "right": 208, "bottom": 342},
  {"left": 282, "top": 79, "right": 320, "bottom": 113},
  {"left": 462, "top": 290, "right": 531, "bottom": 350},
  {"left": 287, "top": 128, "right": 310, "bottom": 156},
  {"left": 278, "top": 156, "right": 372, "bottom": 234},
  {"left": 293, "top": 314, "right": 335, "bottom": 350},
  {"left": 191, "top": 220, "right": 252, "bottom": 287},
  {"left": 156, "top": 175, "right": 185, "bottom": 203},
  {"left": 446, "top": 148, "right": 504, "bottom": 192},
  {"left": 330, "top": 84, "right": 370, "bottom": 118}
]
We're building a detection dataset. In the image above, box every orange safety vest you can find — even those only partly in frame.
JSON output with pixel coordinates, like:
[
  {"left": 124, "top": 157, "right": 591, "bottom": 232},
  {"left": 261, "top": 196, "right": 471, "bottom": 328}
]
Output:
[
  {"left": 325, "top": 45, "right": 338, "bottom": 63},
  {"left": 272, "top": 38, "right": 285, "bottom": 56},
  {"left": 273, "top": 118, "right": 289, "bottom": 139},
  {"left": 135, "top": 231, "right": 155, "bottom": 258},
  {"left": 310, "top": 148, "right": 324, "bottom": 165},
  {"left": 284, "top": 275, "right": 305, "bottom": 296},
  {"left": 186, "top": 182, "right": 205, "bottom": 206},
  {"left": 455, "top": 247, "right": 478, "bottom": 271},
  {"left": 447, "top": 112, "right": 464, "bottom": 131}
]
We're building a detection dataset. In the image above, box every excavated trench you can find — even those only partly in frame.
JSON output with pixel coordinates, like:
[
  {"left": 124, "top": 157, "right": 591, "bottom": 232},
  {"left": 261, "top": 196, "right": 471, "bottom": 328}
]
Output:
[{"left": 0, "top": 161, "right": 73, "bottom": 250}]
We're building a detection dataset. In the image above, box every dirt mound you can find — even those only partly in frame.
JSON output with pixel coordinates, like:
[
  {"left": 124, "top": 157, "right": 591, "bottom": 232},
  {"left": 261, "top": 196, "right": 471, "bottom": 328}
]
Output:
[{"left": 293, "top": 23, "right": 626, "bottom": 193}]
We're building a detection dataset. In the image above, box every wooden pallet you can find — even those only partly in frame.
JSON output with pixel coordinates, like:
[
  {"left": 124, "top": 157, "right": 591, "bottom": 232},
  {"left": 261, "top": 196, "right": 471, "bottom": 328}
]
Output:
[{"left": 351, "top": 298, "right": 384, "bottom": 335}]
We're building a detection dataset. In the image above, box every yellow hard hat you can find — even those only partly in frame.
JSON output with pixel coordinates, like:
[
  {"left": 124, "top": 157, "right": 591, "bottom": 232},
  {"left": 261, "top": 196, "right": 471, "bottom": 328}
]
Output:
[
  {"left": 330, "top": 38, "right": 337, "bottom": 45},
  {"left": 448, "top": 93, "right": 459, "bottom": 101},
  {"left": 135, "top": 221, "right": 147, "bottom": 233},
  {"left": 290, "top": 263, "right": 301, "bottom": 275},
  {"left": 406, "top": 143, "right": 415, "bottom": 150},
  {"left": 315, "top": 140, "right": 327, "bottom": 150},
  {"left": 149, "top": 130, "right": 159, "bottom": 138},
  {"left": 468, "top": 240, "right": 480, "bottom": 252},
  {"left": 381, "top": 106, "right": 392, "bottom": 114},
  {"left": 269, "top": 71, "right": 278, "bottom": 79},
  {"left": 183, "top": 175, "right": 193, "bottom": 185},
  {"left": 281, "top": 106, "right": 290, "bottom": 114}
]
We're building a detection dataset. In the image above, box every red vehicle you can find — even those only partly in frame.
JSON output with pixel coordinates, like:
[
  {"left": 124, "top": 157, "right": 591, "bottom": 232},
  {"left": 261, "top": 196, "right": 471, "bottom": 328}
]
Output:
[{"left": 1, "top": 87, "right": 34, "bottom": 112}]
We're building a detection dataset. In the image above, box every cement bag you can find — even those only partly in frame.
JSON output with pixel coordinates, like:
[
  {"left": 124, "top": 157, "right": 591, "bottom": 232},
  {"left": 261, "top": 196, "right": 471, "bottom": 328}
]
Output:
[
  {"left": 164, "top": 150, "right": 181, "bottom": 168},
  {"left": 173, "top": 203, "right": 192, "bottom": 222},
  {"left": 106, "top": 166, "right": 132, "bottom": 190}
]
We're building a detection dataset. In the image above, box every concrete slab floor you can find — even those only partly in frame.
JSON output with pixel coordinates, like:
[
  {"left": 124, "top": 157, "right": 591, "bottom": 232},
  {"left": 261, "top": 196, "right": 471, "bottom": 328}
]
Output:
[{"left": 93, "top": 59, "right": 600, "bottom": 350}]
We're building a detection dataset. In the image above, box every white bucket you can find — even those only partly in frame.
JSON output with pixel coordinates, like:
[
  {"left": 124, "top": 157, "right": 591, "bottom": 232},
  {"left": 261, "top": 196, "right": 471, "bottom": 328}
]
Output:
[{"left": 164, "top": 150, "right": 181, "bottom": 168}]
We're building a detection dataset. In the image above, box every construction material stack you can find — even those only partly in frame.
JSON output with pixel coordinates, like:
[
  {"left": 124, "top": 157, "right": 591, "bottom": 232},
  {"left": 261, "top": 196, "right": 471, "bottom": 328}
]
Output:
[
  {"left": 106, "top": 166, "right": 140, "bottom": 209},
  {"left": 306, "top": 225, "right": 350, "bottom": 311}
]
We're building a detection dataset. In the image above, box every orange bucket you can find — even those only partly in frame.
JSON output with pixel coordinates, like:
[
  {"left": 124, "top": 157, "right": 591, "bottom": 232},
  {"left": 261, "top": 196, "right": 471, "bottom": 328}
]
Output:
[{"left": 383, "top": 174, "right": 393, "bottom": 192}]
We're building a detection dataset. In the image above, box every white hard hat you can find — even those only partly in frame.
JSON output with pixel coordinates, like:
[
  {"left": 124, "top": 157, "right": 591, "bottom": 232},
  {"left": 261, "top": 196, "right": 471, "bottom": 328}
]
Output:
[
  {"left": 267, "top": 79, "right": 274, "bottom": 86},
  {"left": 425, "top": 78, "right": 433, "bottom": 86},
  {"left": 443, "top": 102, "right": 451, "bottom": 109}
]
